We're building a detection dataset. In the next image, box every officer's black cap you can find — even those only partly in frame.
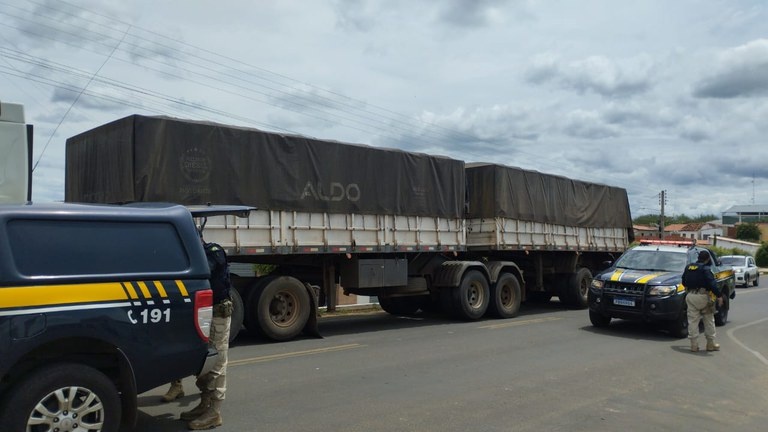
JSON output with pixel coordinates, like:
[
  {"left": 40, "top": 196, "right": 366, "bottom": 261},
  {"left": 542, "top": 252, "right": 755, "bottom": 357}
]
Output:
[{"left": 698, "top": 250, "right": 710, "bottom": 262}]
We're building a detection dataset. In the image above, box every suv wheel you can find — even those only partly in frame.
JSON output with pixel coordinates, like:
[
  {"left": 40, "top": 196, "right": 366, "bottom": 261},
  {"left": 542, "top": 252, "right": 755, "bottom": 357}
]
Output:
[
  {"left": 589, "top": 310, "right": 611, "bottom": 327},
  {"left": 0, "top": 363, "right": 121, "bottom": 432},
  {"left": 668, "top": 308, "right": 689, "bottom": 338},
  {"left": 715, "top": 295, "right": 729, "bottom": 326}
]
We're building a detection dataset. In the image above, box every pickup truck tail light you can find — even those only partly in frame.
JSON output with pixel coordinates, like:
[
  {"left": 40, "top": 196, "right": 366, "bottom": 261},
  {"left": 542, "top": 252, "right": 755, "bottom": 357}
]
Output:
[{"left": 194, "top": 289, "right": 213, "bottom": 342}]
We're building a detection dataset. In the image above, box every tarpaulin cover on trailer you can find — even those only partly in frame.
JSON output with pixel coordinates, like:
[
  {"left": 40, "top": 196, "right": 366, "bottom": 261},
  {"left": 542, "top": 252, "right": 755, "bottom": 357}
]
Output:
[
  {"left": 65, "top": 115, "right": 465, "bottom": 218},
  {"left": 465, "top": 163, "right": 633, "bottom": 229}
]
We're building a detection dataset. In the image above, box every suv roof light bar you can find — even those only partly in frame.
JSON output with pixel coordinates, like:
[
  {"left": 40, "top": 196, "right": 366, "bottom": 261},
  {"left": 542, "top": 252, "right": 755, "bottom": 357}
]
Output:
[{"left": 638, "top": 239, "right": 696, "bottom": 247}]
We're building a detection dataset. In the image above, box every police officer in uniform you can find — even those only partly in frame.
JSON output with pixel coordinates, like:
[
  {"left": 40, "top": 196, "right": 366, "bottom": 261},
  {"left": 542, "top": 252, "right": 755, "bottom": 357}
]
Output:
[
  {"left": 162, "top": 238, "right": 233, "bottom": 429},
  {"left": 681, "top": 250, "right": 722, "bottom": 353}
]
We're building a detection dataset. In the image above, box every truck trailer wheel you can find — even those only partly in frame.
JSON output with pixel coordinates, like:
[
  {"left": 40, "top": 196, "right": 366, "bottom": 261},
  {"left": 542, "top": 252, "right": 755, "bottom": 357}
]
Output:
[
  {"left": 561, "top": 268, "right": 591, "bottom": 309},
  {"left": 379, "top": 295, "right": 425, "bottom": 316},
  {"left": 249, "top": 276, "right": 311, "bottom": 341},
  {"left": 452, "top": 270, "right": 490, "bottom": 320},
  {"left": 0, "top": 363, "right": 121, "bottom": 432},
  {"left": 488, "top": 273, "right": 521, "bottom": 318},
  {"left": 228, "top": 288, "right": 245, "bottom": 343}
]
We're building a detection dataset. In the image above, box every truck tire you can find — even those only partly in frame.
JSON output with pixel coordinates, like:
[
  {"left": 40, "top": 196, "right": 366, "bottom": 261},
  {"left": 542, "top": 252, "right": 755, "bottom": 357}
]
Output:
[
  {"left": 229, "top": 288, "right": 245, "bottom": 343},
  {"left": 753, "top": 273, "right": 759, "bottom": 287},
  {"left": 488, "top": 273, "right": 521, "bottom": 318},
  {"left": 249, "top": 276, "right": 311, "bottom": 341},
  {"left": 379, "top": 296, "right": 425, "bottom": 316},
  {"left": 452, "top": 270, "right": 490, "bottom": 320},
  {"left": 589, "top": 310, "right": 611, "bottom": 327},
  {"left": 715, "top": 295, "right": 729, "bottom": 326},
  {"left": 561, "top": 268, "right": 591, "bottom": 309},
  {"left": 0, "top": 363, "right": 120, "bottom": 432}
]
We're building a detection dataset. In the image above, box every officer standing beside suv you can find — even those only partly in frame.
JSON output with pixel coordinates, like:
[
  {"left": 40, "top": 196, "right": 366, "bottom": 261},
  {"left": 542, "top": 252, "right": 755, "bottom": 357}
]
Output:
[
  {"left": 163, "top": 237, "right": 233, "bottom": 429},
  {"left": 682, "top": 250, "right": 722, "bottom": 353}
]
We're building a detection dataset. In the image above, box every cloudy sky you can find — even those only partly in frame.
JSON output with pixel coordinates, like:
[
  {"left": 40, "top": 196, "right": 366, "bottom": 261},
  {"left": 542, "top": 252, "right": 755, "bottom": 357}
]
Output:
[{"left": 2, "top": 0, "right": 768, "bottom": 219}]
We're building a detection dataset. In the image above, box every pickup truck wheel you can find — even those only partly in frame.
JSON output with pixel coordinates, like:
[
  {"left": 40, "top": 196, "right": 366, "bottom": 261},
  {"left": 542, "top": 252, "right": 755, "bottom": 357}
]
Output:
[
  {"left": 0, "top": 363, "right": 120, "bottom": 432},
  {"left": 229, "top": 288, "right": 245, "bottom": 343},
  {"left": 753, "top": 273, "right": 759, "bottom": 287},
  {"left": 715, "top": 295, "right": 729, "bottom": 326},
  {"left": 251, "top": 276, "right": 311, "bottom": 341},
  {"left": 668, "top": 308, "right": 689, "bottom": 338},
  {"left": 589, "top": 310, "right": 611, "bottom": 327},
  {"left": 489, "top": 273, "right": 521, "bottom": 318},
  {"left": 743, "top": 274, "right": 750, "bottom": 288},
  {"left": 452, "top": 270, "right": 490, "bottom": 320}
]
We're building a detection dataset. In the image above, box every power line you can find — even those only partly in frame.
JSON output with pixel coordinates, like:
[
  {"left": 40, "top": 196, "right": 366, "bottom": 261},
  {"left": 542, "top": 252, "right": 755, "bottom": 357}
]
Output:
[{"left": 33, "top": 24, "right": 131, "bottom": 172}]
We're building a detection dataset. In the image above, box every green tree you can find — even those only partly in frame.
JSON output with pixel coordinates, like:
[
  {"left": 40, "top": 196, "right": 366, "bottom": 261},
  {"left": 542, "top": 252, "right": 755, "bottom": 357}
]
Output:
[
  {"left": 756, "top": 243, "right": 768, "bottom": 267},
  {"left": 632, "top": 213, "right": 717, "bottom": 225},
  {"left": 735, "top": 223, "right": 761, "bottom": 242}
]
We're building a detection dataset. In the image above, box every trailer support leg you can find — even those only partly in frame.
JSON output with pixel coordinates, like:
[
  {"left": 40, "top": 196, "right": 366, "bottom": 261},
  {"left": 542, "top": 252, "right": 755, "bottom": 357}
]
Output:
[{"left": 324, "top": 261, "right": 337, "bottom": 313}]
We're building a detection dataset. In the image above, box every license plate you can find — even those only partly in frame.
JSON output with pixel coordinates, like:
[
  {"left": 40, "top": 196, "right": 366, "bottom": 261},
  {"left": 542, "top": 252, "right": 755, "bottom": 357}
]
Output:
[{"left": 613, "top": 297, "right": 635, "bottom": 307}]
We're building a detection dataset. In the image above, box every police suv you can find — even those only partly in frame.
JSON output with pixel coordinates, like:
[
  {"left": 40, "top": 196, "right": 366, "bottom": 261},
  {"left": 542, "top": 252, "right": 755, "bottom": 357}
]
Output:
[
  {"left": 0, "top": 203, "right": 218, "bottom": 431},
  {"left": 588, "top": 240, "right": 735, "bottom": 338}
]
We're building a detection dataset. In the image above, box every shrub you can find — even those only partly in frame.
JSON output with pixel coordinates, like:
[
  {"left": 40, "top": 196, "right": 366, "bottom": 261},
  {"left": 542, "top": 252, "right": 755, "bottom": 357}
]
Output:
[
  {"left": 756, "top": 243, "right": 768, "bottom": 267},
  {"left": 736, "top": 223, "right": 762, "bottom": 242},
  {"left": 710, "top": 246, "right": 752, "bottom": 258}
]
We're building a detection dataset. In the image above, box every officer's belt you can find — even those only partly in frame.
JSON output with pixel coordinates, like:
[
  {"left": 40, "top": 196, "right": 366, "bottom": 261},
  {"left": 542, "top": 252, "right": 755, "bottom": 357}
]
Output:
[{"left": 686, "top": 288, "right": 709, "bottom": 294}]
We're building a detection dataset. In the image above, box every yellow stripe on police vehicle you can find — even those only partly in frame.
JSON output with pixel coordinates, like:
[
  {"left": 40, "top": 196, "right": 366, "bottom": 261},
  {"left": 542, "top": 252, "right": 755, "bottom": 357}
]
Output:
[{"left": 0, "top": 280, "right": 190, "bottom": 317}]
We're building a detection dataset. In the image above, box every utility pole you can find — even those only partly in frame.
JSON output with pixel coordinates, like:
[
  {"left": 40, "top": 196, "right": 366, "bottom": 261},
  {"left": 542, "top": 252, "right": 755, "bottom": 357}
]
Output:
[{"left": 659, "top": 190, "right": 667, "bottom": 240}]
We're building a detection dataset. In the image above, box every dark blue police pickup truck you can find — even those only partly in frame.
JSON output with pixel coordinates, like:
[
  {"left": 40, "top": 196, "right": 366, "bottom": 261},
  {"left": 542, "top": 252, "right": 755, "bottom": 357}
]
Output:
[{"left": 0, "top": 203, "right": 218, "bottom": 431}]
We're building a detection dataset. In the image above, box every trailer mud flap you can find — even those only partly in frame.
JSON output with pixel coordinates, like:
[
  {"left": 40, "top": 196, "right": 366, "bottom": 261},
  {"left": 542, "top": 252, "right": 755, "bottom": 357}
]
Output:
[{"left": 302, "top": 283, "right": 322, "bottom": 338}]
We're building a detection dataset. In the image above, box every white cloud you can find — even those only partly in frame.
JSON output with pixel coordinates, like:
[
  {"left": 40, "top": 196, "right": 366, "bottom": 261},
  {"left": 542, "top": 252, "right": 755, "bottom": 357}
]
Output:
[
  {"left": 525, "top": 53, "right": 656, "bottom": 98},
  {"left": 693, "top": 39, "right": 768, "bottom": 98}
]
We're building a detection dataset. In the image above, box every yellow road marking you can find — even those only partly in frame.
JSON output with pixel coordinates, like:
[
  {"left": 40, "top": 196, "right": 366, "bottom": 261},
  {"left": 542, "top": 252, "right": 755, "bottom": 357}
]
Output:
[
  {"left": 479, "top": 316, "right": 562, "bottom": 329},
  {"left": 229, "top": 344, "right": 364, "bottom": 367}
]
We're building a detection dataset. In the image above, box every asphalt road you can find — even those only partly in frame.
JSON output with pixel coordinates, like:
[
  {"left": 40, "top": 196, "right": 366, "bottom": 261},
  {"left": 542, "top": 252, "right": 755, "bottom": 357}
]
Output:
[{"left": 129, "top": 281, "right": 768, "bottom": 432}]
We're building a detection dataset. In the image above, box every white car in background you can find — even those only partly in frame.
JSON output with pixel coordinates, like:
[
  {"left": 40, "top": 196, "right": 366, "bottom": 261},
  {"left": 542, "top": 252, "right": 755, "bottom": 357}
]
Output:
[{"left": 720, "top": 255, "right": 760, "bottom": 287}]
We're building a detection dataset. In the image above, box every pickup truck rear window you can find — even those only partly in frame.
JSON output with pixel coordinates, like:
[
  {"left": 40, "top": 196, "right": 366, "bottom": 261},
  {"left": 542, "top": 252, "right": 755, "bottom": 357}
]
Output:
[{"left": 7, "top": 219, "right": 191, "bottom": 277}]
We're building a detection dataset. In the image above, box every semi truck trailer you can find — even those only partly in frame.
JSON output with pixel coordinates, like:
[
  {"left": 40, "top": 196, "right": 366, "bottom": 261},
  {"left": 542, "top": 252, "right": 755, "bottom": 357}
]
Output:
[
  {"left": 65, "top": 114, "right": 634, "bottom": 341},
  {"left": 0, "top": 100, "right": 32, "bottom": 204}
]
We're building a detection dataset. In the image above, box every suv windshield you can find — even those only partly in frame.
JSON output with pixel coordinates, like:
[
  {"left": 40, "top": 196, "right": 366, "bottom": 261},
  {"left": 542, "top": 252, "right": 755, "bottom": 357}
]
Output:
[
  {"left": 720, "top": 256, "right": 746, "bottom": 266},
  {"left": 614, "top": 250, "right": 688, "bottom": 272}
]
